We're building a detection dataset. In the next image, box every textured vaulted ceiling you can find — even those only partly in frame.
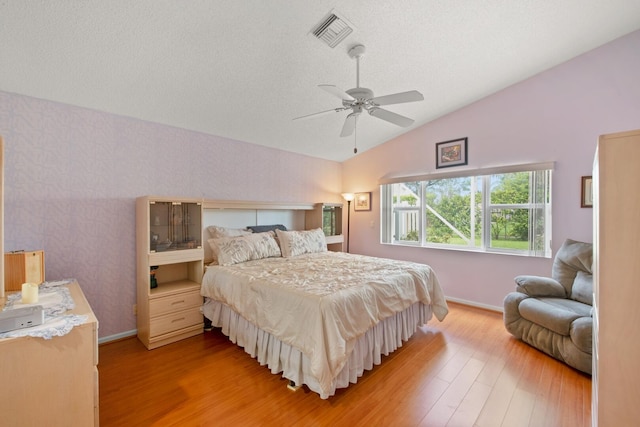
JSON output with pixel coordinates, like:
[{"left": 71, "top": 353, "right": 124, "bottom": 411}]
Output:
[{"left": 2, "top": 1, "right": 640, "bottom": 162}]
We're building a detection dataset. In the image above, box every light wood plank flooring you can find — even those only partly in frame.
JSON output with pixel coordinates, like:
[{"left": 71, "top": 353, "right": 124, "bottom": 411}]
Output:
[{"left": 99, "top": 302, "right": 591, "bottom": 426}]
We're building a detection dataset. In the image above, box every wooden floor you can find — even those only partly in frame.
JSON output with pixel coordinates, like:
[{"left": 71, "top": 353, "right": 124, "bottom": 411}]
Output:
[{"left": 99, "top": 302, "right": 591, "bottom": 426}]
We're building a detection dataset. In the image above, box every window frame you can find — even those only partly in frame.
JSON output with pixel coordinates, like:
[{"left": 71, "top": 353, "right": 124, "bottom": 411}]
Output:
[{"left": 380, "top": 162, "right": 553, "bottom": 258}]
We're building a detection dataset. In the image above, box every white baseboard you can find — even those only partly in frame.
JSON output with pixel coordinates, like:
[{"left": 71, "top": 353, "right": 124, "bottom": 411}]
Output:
[
  {"left": 97, "top": 299, "right": 501, "bottom": 344},
  {"left": 98, "top": 329, "right": 137, "bottom": 345},
  {"left": 445, "top": 297, "right": 503, "bottom": 313}
]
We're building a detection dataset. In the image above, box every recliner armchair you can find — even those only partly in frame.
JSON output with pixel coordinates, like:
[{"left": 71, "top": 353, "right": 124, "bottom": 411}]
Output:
[{"left": 503, "top": 239, "right": 593, "bottom": 374}]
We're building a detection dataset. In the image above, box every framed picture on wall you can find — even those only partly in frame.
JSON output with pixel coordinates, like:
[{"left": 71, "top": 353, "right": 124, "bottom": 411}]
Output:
[
  {"left": 354, "top": 192, "right": 371, "bottom": 211},
  {"left": 581, "top": 176, "right": 593, "bottom": 208},
  {"left": 436, "top": 137, "right": 468, "bottom": 169}
]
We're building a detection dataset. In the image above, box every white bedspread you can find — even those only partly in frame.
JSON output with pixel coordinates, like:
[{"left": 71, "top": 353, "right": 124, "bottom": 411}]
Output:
[{"left": 200, "top": 251, "right": 448, "bottom": 395}]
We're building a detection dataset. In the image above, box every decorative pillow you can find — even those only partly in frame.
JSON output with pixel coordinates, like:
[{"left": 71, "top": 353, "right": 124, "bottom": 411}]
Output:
[
  {"left": 275, "top": 228, "right": 327, "bottom": 257},
  {"left": 208, "top": 232, "right": 281, "bottom": 266},
  {"left": 207, "top": 225, "right": 252, "bottom": 238},
  {"left": 246, "top": 224, "right": 287, "bottom": 233},
  {"left": 206, "top": 226, "right": 253, "bottom": 265}
]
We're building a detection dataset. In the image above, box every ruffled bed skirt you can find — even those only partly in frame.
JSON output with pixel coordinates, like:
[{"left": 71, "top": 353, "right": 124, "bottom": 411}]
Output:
[{"left": 202, "top": 298, "right": 434, "bottom": 399}]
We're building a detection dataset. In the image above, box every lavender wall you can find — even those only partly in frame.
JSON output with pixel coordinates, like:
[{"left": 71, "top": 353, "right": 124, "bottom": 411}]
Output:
[
  {"left": 342, "top": 30, "right": 640, "bottom": 309},
  {"left": 2, "top": 30, "right": 638, "bottom": 338},
  {"left": 0, "top": 94, "right": 342, "bottom": 337}
]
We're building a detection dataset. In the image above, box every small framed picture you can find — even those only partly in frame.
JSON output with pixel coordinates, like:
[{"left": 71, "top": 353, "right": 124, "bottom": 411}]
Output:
[
  {"left": 581, "top": 176, "right": 593, "bottom": 208},
  {"left": 436, "top": 137, "right": 468, "bottom": 169},
  {"left": 354, "top": 192, "right": 371, "bottom": 211}
]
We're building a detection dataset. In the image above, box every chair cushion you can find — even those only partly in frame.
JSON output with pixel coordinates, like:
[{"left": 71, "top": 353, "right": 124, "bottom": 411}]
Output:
[
  {"left": 570, "top": 270, "right": 593, "bottom": 305},
  {"left": 515, "top": 275, "right": 566, "bottom": 297},
  {"left": 552, "top": 239, "right": 593, "bottom": 295},
  {"left": 518, "top": 297, "right": 591, "bottom": 336},
  {"left": 570, "top": 316, "right": 593, "bottom": 354}
]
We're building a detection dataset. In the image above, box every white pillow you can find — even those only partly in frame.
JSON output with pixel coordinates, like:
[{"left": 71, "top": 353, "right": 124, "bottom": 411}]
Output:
[
  {"left": 207, "top": 225, "right": 252, "bottom": 238},
  {"left": 206, "top": 226, "right": 253, "bottom": 264},
  {"left": 208, "top": 232, "right": 281, "bottom": 266},
  {"left": 275, "top": 228, "right": 327, "bottom": 257}
]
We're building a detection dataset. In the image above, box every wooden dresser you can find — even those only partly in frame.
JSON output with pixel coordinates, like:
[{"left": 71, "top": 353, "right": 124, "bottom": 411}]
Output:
[
  {"left": 0, "top": 281, "right": 99, "bottom": 426},
  {"left": 592, "top": 129, "right": 640, "bottom": 426}
]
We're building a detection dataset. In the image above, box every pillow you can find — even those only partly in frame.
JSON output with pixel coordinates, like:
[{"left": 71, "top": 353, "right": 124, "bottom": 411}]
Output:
[
  {"left": 207, "top": 225, "right": 252, "bottom": 238},
  {"left": 208, "top": 232, "right": 281, "bottom": 266},
  {"left": 275, "top": 228, "right": 327, "bottom": 257},
  {"left": 206, "top": 226, "right": 253, "bottom": 265},
  {"left": 246, "top": 224, "right": 287, "bottom": 233}
]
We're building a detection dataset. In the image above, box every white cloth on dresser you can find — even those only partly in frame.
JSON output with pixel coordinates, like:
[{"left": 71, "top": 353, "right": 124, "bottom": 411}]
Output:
[{"left": 0, "top": 279, "right": 87, "bottom": 339}]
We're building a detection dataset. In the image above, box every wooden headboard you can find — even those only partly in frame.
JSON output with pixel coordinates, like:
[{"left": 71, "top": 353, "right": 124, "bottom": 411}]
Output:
[{"left": 202, "top": 199, "right": 315, "bottom": 264}]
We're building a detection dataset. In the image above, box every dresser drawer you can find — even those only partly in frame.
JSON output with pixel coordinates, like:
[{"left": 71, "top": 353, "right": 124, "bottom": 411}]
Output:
[
  {"left": 150, "top": 307, "right": 202, "bottom": 337},
  {"left": 149, "top": 291, "right": 202, "bottom": 317}
]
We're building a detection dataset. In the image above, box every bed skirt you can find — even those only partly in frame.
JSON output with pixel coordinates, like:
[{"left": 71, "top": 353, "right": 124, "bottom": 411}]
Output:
[{"left": 202, "top": 298, "right": 434, "bottom": 399}]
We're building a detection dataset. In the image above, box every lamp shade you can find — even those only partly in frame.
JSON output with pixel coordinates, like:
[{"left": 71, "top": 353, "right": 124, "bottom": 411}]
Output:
[{"left": 341, "top": 193, "right": 355, "bottom": 202}]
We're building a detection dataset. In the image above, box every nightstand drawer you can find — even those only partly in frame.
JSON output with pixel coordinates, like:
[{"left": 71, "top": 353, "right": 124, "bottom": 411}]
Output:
[
  {"left": 150, "top": 291, "right": 202, "bottom": 317},
  {"left": 150, "top": 308, "right": 202, "bottom": 337}
]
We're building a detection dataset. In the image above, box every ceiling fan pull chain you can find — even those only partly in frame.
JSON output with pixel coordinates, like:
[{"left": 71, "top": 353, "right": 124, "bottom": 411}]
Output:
[{"left": 354, "top": 115, "right": 358, "bottom": 154}]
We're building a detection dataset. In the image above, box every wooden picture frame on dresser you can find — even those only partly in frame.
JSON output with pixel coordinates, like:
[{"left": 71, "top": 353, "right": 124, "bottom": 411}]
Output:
[{"left": 136, "top": 196, "right": 204, "bottom": 350}]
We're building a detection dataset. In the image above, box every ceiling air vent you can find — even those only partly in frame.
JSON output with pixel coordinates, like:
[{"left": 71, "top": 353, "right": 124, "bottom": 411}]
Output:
[{"left": 311, "top": 11, "right": 354, "bottom": 48}]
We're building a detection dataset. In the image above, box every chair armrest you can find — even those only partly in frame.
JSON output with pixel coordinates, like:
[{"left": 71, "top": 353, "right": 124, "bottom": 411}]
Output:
[
  {"left": 503, "top": 291, "right": 531, "bottom": 332},
  {"left": 514, "top": 275, "right": 567, "bottom": 298}
]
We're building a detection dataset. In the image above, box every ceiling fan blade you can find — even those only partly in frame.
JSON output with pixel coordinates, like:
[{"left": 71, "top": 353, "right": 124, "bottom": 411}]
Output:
[
  {"left": 340, "top": 113, "right": 358, "bottom": 137},
  {"left": 293, "top": 108, "right": 346, "bottom": 121},
  {"left": 369, "top": 108, "right": 415, "bottom": 127},
  {"left": 319, "top": 84, "right": 355, "bottom": 101},
  {"left": 370, "top": 90, "right": 424, "bottom": 106}
]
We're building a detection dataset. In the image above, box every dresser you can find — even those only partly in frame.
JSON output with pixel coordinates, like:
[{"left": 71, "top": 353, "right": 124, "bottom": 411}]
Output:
[{"left": 0, "top": 281, "right": 99, "bottom": 426}]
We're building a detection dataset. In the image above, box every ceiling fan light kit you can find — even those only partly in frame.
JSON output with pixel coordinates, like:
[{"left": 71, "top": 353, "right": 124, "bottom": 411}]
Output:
[{"left": 294, "top": 44, "right": 424, "bottom": 153}]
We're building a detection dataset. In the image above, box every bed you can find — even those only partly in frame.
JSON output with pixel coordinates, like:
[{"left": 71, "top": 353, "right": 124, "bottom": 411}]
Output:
[{"left": 200, "top": 221, "right": 448, "bottom": 399}]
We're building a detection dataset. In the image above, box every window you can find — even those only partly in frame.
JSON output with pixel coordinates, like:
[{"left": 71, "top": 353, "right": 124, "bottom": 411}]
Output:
[{"left": 381, "top": 164, "right": 552, "bottom": 257}]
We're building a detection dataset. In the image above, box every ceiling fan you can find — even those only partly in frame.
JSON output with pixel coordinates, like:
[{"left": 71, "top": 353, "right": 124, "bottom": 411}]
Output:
[{"left": 294, "top": 44, "right": 424, "bottom": 147}]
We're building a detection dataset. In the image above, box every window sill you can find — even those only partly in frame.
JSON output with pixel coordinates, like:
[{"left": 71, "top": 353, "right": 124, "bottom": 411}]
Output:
[{"left": 382, "top": 241, "right": 551, "bottom": 258}]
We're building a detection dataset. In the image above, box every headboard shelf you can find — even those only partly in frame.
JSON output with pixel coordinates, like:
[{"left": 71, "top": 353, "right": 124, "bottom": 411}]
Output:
[
  {"left": 203, "top": 199, "right": 314, "bottom": 211},
  {"left": 202, "top": 199, "right": 320, "bottom": 263}
]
